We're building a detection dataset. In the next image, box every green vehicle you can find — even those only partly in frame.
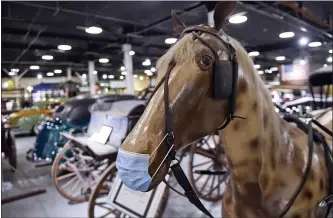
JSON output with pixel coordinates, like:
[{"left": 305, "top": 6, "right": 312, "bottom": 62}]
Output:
[{"left": 3, "top": 101, "right": 62, "bottom": 135}]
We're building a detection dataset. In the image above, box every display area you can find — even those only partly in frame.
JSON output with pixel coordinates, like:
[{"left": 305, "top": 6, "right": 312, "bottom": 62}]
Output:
[{"left": 1, "top": 1, "right": 332, "bottom": 218}]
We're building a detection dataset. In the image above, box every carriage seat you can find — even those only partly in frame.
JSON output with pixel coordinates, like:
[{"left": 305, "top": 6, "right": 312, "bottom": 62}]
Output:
[{"left": 60, "top": 132, "right": 117, "bottom": 157}]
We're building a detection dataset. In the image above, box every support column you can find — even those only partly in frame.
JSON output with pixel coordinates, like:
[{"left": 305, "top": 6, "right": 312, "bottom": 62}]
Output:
[
  {"left": 207, "top": 10, "right": 214, "bottom": 27},
  {"left": 88, "top": 60, "right": 96, "bottom": 95},
  {"left": 122, "top": 44, "right": 134, "bottom": 95},
  {"left": 67, "top": 67, "right": 72, "bottom": 81}
]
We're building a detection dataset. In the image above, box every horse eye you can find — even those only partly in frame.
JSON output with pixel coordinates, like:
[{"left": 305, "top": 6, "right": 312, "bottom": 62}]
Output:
[{"left": 201, "top": 55, "right": 212, "bottom": 66}]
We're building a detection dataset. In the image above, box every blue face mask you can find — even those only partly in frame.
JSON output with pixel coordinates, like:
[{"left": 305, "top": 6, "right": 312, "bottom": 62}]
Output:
[{"left": 116, "top": 148, "right": 152, "bottom": 192}]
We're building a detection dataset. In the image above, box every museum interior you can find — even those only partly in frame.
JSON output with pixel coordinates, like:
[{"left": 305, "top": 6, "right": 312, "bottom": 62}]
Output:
[{"left": 1, "top": 1, "right": 333, "bottom": 218}]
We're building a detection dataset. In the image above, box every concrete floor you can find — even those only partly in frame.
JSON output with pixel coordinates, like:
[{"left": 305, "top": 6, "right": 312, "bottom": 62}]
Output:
[{"left": 2, "top": 135, "right": 223, "bottom": 218}]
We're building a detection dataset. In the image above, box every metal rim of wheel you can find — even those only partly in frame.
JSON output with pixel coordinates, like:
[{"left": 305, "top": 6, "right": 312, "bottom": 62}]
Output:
[
  {"left": 188, "top": 134, "right": 229, "bottom": 202},
  {"left": 88, "top": 162, "right": 170, "bottom": 218},
  {"left": 52, "top": 141, "right": 110, "bottom": 203}
]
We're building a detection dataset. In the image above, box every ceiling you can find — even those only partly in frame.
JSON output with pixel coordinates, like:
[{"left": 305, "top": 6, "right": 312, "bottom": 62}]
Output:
[{"left": 1, "top": 1, "right": 332, "bottom": 80}]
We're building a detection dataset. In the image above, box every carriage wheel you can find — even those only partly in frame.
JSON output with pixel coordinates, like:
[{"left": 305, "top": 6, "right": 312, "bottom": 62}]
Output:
[
  {"left": 88, "top": 163, "right": 170, "bottom": 218},
  {"left": 188, "top": 134, "right": 229, "bottom": 202},
  {"left": 52, "top": 141, "right": 110, "bottom": 203}
]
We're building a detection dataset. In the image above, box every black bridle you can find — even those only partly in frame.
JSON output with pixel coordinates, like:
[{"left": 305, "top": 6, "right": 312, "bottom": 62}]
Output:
[{"left": 146, "top": 25, "right": 333, "bottom": 217}]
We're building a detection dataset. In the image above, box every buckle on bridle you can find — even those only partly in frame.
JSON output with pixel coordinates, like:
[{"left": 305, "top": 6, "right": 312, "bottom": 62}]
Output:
[{"left": 166, "top": 132, "right": 175, "bottom": 146}]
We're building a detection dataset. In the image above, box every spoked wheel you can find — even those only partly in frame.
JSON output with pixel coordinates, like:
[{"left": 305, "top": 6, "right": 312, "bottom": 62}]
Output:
[
  {"left": 89, "top": 163, "right": 170, "bottom": 218},
  {"left": 188, "top": 134, "right": 229, "bottom": 202},
  {"left": 52, "top": 141, "right": 111, "bottom": 203}
]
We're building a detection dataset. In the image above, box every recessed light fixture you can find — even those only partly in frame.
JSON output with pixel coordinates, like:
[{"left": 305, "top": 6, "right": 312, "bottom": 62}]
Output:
[
  {"left": 270, "top": 67, "right": 278, "bottom": 71},
  {"left": 8, "top": 72, "right": 15, "bottom": 76},
  {"left": 258, "top": 70, "right": 264, "bottom": 75},
  {"left": 139, "top": 76, "right": 144, "bottom": 80},
  {"left": 151, "top": 67, "right": 156, "bottom": 72},
  {"left": 327, "top": 56, "right": 332, "bottom": 63},
  {"left": 37, "top": 74, "right": 43, "bottom": 79},
  {"left": 254, "top": 64, "right": 260, "bottom": 69},
  {"left": 47, "top": 72, "right": 54, "bottom": 76},
  {"left": 120, "top": 75, "right": 124, "bottom": 80},
  {"left": 248, "top": 51, "right": 260, "bottom": 57},
  {"left": 42, "top": 55, "right": 53, "bottom": 60},
  {"left": 229, "top": 15, "right": 247, "bottom": 24},
  {"left": 300, "top": 27, "right": 307, "bottom": 32},
  {"left": 144, "top": 70, "right": 153, "bottom": 76},
  {"left": 30, "top": 65, "right": 40, "bottom": 70},
  {"left": 298, "top": 37, "right": 309, "bottom": 46},
  {"left": 275, "top": 56, "right": 286, "bottom": 61},
  {"left": 102, "top": 74, "right": 107, "bottom": 79},
  {"left": 120, "top": 66, "right": 126, "bottom": 71},
  {"left": 108, "top": 75, "right": 114, "bottom": 79},
  {"left": 121, "top": 71, "right": 127, "bottom": 75},
  {"left": 129, "top": 51, "right": 135, "bottom": 56},
  {"left": 165, "top": 38, "right": 177, "bottom": 44},
  {"left": 85, "top": 26, "right": 103, "bottom": 34},
  {"left": 58, "top": 45, "right": 72, "bottom": 51},
  {"left": 142, "top": 59, "right": 151, "bottom": 66},
  {"left": 93, "top": 70, "right": 98, "bottom": 74},
  {"left": 82, "top": 74, "right": 87, "bottom": 78},
  {"left": 329, "top": 49, "right": 332, "bottom": 54},
  {"left": 279, "top": 32, "right": 295, "bottom": 38},
  {"left": 99, "top": 58, "right": 109, "bottom": 63},
  {"left": 54, "top": 69, "right": 62, "bottom": 74},
  {"left": 265, "top": 69, "right": 272, "bottom": 74},
  {"left": 323, "top": 64, "right": 328, "bottom": 67},
  {"left": 11, "top": 68, "right": 19, "bottom": 73},
  {"left": 133, "top": 75, "right": 138, "bottom": 79},
  {"left": 308, "top": 42, "right": 322, "bottom": 47}
]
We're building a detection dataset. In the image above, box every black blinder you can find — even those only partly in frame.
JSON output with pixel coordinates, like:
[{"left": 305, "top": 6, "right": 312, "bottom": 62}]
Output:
[{"left": 212, "top": 60, "right": 233, "bottom": 99}]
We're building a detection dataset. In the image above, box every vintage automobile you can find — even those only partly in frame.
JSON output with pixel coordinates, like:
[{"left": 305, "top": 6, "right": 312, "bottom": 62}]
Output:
[
  {"left": 3, "top": 100, "right": 62, "bottom": 135},
  {"left": 25, "top": 94, "right": 137, "bottom": 164}
]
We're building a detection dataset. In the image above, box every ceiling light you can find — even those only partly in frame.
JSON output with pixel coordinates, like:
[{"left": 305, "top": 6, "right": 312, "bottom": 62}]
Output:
[
  {"left": 265, "top": 69, "right": 272, "bottom": 74},
  {"left": 327, "top": 56, "right": 332, "bottom": 63},
  {"left": 120, "top": 75, "right": 124, "bottom": 80},
  {"left": 133, "top": 75, "right": 138, "bottom": 79},
  {"left": 323, "top": 64, "right": 328, "bottom": 67},
  {"left": 11, "top": 68, "right": 19, "bottom": 73},
  {"left": 165, "top": 38, "right": 177, "bottom": 44},
  {"left": 329, "top": 49, "right": 332, "bottom": 54},
  {"left": 102, "top": 74, "right": 107, "bottom": 79},
  {"left": 54, "top": 69, "right": 62, "bottom": 74},
  {"left": 270, "top": 67, "right": 278, "bottom": 71},
  {"left": 82, "top": 74, "right": 87, "bottom": 78},
  {"left": 37, "top": 74, "right": 43, "bottom": 79},
  {"left": 300, "top": 27, "right": 307, "bottom": 32},
  {"left": 299, "top": 60, "right": 306, "bottom": 65},
  {"left": 279, "top": 32, "right": 295, "bottom": 38},
  {"left": 254, "top": 64, "right": 260, "bottom": 69},
  {"left": 120, "top": 66, "right": 126, "bottom": 71},
  {"left": 298, "top": 37, "right": 309, "bottom": 46},
  {"left": 275, "top": 56, "right": 286, "bottom": 61},
  {"left": 58, "top": 45, "right": 72, "bottom": 51},
  {"left": 248, "top": 51, "right": 259, "bottom": 57},
  {"left": 144, "top": 70, "right": 151, "bottom": 74},
  {"left": 229, "top": 15, "right": 247, "bottom": 24},
  {"left": 47, "top": 72, "right": 54, "bottom": 76},
  {"left": 139, "top": 76, "right": 144, "bottom": 80},
  {"left": 85, "top": 26, "right": 103, "bottom": 34},
  {"left": 258, "top": 70, "right": 264, "bottom": 75},
  {"left": 129, "top": 51, "right": 135, "bottom": 56},
  {"left": 308, "top": 42, "right": 322, "bottom": 47},
  {"left": 121, "top": 71, "right": 127, "bottom": 75},
  {"left": 93, "top": 70, "right": 98, "bottom": 74},
  {"left": 108, "top": 75, "right": 114, "bottom": 79},
  {"left": 151, "top": 67, "right": 156, "bottom": 72},
  {"left": 30, "top": 65, "right": 40, "bottom": 70},
  {"left": 99, "top": 58, "right": 109, "bottom": 63},
  {"left": 8, "top": 72, "right": 15, "bottom": 76},
  {"left": 142, "top": 59, "right": 151, "bottom": 66},
  {"left": 42, "top": 55, "right": 53, "bottom": 60}
]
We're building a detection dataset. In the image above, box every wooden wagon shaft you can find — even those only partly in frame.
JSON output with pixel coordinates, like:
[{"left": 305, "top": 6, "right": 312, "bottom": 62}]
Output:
[{"left": 1, "top": 189, "right": 46, "bottom": 204}]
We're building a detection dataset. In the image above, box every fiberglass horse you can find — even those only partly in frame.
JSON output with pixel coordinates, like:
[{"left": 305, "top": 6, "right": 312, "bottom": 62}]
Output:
[{"left": 116, "top": 2, "right": 332, "bottom": 218}]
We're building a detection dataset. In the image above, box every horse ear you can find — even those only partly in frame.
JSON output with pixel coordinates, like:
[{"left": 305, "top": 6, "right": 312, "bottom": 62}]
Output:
[
  {"left": 213, "top": 1, "right": 237, "bottom": 30},
  {"left": 171, "top": 10, "right": 186, "bottom": 35}
]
